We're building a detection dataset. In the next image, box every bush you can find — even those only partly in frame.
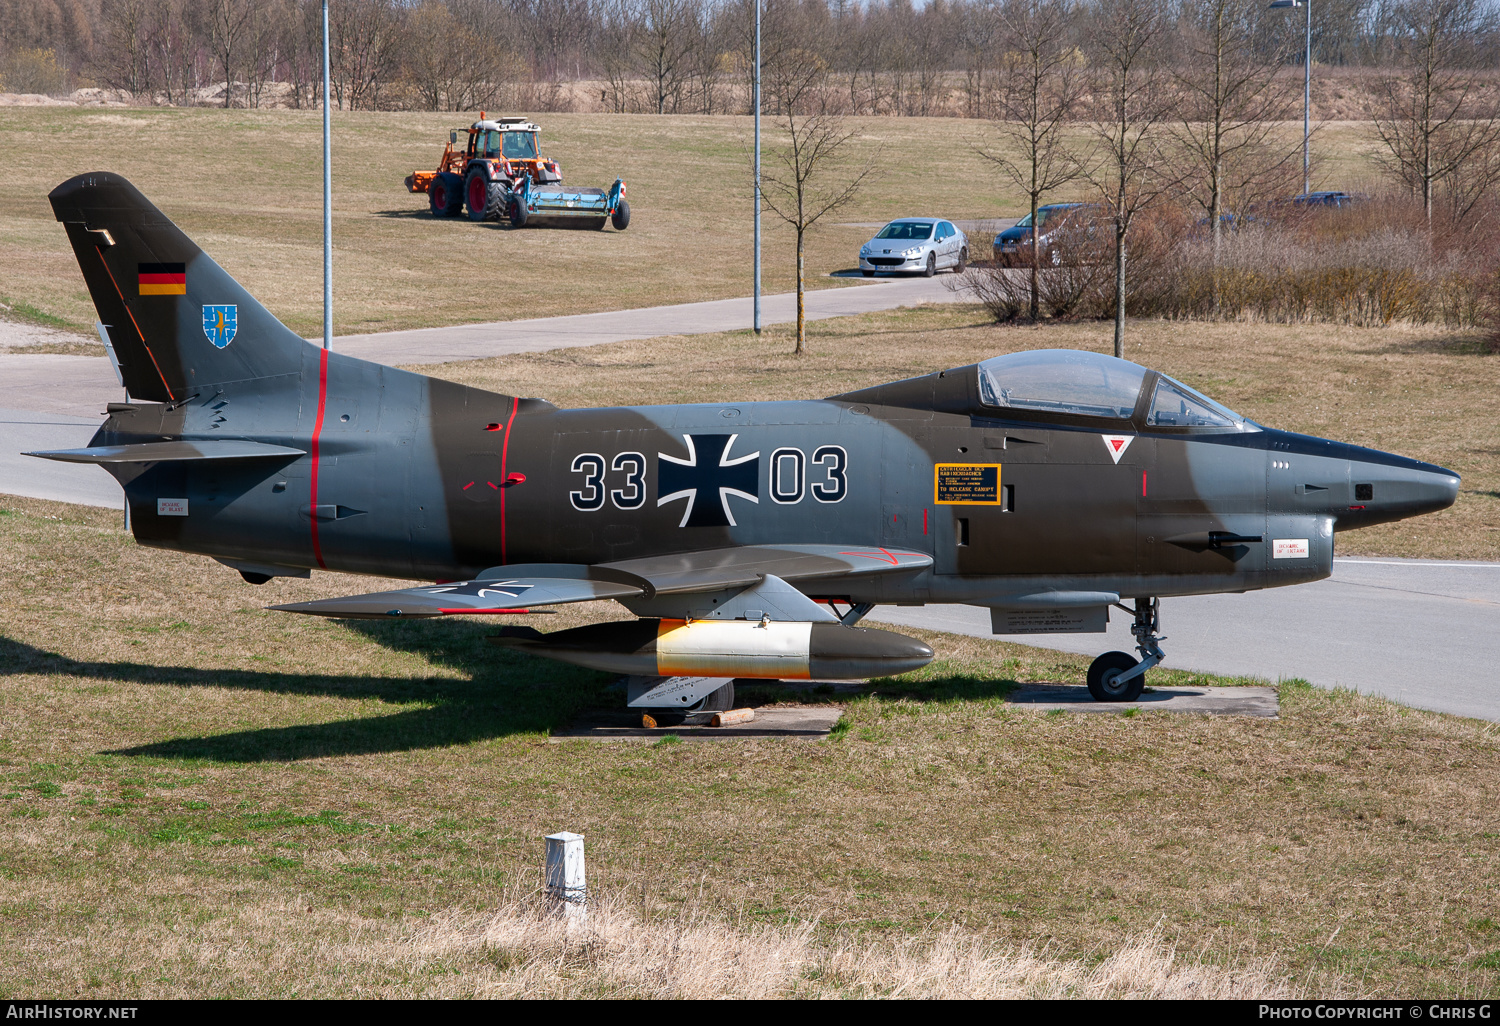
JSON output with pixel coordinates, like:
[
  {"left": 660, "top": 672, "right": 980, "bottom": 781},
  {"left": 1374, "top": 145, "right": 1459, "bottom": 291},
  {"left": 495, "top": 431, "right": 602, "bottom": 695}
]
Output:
[{"left": 1, "top": 48, "right": 66, "bottom": 95}]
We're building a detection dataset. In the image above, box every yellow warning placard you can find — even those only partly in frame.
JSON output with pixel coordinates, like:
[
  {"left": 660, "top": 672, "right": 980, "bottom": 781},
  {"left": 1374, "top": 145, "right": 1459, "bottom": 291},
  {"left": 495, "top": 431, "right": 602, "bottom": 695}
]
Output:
[{"left": 934, "top": 463, "right": 1001, "bottom": 504}]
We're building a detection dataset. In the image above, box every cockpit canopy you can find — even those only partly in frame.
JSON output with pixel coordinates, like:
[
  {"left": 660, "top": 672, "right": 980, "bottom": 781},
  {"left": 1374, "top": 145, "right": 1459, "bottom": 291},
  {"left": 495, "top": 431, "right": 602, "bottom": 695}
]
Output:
[{"left": 976, "top": 349, "right": 1252, "bottom": 430}]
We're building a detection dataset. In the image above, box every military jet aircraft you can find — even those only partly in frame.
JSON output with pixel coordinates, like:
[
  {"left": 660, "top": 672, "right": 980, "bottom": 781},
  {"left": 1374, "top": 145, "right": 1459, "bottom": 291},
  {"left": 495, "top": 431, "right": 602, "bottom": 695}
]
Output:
[{"left": 31, "top": 173, "right": 1460, "bottom": 710}]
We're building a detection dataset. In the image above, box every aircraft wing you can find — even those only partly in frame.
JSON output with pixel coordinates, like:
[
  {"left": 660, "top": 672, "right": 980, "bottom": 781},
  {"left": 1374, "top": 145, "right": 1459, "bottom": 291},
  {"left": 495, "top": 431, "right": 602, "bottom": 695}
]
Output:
[
  {"left": 271, "top": 567, "right": 648, "bottom": 619},
  {"left": 272, "top": 545, "right": 931, "bottom": 620},
  {"left": 595, "top": 544, "right": 932, "bottom": 594},
  {"left": 26, "top": 440, "right": 306, "bottom": 463}
]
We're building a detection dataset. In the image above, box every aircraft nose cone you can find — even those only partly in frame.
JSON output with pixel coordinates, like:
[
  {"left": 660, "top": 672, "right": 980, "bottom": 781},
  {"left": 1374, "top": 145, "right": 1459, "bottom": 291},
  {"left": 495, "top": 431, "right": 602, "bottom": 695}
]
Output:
[{"left": 1342, "top": 459, "right": 1459, "bottom": 529}]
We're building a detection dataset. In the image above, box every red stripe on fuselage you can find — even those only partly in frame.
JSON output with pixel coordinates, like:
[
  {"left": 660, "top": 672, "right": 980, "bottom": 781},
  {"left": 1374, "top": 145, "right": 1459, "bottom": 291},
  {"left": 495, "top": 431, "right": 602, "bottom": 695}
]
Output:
[
  {"left": 309, "top": 348, "right": 329, "bottom": 569},
  {"left": 499, "top": 396, "right": 519, "bottom": 564}
]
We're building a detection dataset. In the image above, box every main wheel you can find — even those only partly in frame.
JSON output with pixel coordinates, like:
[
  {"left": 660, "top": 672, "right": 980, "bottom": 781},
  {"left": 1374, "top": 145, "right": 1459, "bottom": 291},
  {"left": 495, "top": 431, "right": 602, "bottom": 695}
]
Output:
[
  {"left": 955, "top": 247, "right": 969, "bottom": 273},
  {"left": 694, "top": 680, "right": 734, "bottom": 712},
  {"left": 1087, "top": 651, "right": 1144, "bottom": 703},
  {"left": 464, "top": 169, "right": 492, "bottom": 222},
  {"left": 923, "top": 252, "right": 936, "bottom": 277},
  {"left": 612, "top": 198, "right": 631, "bottom": 231},
  {"left": 429, "top": 173, "right": 462, "bottom": 217}
]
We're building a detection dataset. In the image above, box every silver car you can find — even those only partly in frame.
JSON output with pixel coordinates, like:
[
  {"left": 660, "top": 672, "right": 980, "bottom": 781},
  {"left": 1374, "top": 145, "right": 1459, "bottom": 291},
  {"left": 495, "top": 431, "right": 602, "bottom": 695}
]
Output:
[{"left": 859, "top": 218, "right": 969, "bottom": 277}]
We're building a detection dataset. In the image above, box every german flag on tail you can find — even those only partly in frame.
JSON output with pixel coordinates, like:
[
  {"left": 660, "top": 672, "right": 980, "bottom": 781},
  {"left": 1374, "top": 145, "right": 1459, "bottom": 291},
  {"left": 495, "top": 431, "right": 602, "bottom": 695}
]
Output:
[{"left": 138, "top": 262, "right": 185, "bottom": 296}]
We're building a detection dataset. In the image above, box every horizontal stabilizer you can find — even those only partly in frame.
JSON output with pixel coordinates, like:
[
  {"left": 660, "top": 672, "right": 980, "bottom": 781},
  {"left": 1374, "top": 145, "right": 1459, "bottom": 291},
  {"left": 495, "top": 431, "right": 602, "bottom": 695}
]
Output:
[
  {"left": 272, "top": 568, "right": 646, "bottom": 619},
  {"left": 26, "top": 440, "right": 306, "bottom": 464}
]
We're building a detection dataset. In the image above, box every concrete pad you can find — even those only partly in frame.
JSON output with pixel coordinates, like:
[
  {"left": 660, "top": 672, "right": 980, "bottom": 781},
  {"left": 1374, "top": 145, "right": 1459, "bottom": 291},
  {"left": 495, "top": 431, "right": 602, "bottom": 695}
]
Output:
[
  {"left": 0, "top": 406, "right": 121, "bottom": 508},
  {"left": 552, "top": 704, "right": 843, "bottom": 741},
  {"left": 1006, "top": 683, "right": 1279, "bottom": 717}
]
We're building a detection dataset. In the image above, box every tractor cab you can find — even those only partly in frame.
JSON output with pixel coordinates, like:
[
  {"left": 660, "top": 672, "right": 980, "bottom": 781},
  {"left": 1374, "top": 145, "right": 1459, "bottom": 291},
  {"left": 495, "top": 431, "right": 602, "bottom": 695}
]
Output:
[{"left": 468, "top": 118, "right": 540, "bottom": 163}]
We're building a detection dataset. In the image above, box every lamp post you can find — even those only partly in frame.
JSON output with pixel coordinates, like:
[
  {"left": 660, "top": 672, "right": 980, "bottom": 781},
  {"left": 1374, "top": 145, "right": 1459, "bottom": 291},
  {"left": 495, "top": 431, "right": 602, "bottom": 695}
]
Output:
[
  {"left": 1269, "top": 0, "right": 1311, "bottom": 198},
  {"left": 322, "top": 0, "right": 332, "bottom": 351},
  {"left": 753, "top": 0, "right": 762, "bottom": 334}
]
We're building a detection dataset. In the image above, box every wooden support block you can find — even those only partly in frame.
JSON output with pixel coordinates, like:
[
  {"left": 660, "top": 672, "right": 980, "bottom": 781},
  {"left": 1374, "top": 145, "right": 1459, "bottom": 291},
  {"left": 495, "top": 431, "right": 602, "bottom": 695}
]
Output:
[{"left": 710, "top": 708, "right": 756, "bottom": 727}]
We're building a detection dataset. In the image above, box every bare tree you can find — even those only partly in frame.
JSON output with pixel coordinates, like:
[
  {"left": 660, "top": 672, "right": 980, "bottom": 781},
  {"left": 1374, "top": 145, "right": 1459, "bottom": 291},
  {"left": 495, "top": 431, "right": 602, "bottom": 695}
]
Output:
[
  {"left": 982, "top": 0, "right": 1087, "bottom": 321},
  {"left": 1171, "top": 0, "right": 1299, "bottom": 312},
  {"left": 208, "top": 0, "right": 251, "bottom": 107},
  {"left": 635, "top": 0, "right": 695, "bottom": 114},
  {"left": 329, "top": 0, "right": 403, "bottom": 110},
  {"left": 403, "top": 0, "right": 504, "bottom": 111},
  {"left": 758, "top": 87, "right": 871, "bottom": 353},
  {"left": 1083, "top": 0, "right": 1179, "bottom": 356},
  {"left": 95, "top": 0, "right": 153, "bottom": 97},
  {"left": 1373, "top": 0, "right": 1500, "bottom": 225}
]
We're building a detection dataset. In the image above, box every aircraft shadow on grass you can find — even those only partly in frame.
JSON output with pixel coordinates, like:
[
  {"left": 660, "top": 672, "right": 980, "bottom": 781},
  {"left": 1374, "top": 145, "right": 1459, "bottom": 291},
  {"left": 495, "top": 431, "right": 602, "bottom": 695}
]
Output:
[{"left": 0, "top": 622, "right": 1019, "bottom": 764}]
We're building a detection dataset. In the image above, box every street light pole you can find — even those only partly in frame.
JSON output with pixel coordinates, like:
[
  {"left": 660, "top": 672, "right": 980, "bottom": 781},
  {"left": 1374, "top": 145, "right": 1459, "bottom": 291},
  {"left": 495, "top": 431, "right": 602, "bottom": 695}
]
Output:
[
  {"left": 1270, "top": 0, "right": 1311, "bottom": 197},
  {"left": 753, "top": 0, "right": 762, "bottom": 335},
  {"left": 322, "top": 0, "right": 332, "bottom": 351}
]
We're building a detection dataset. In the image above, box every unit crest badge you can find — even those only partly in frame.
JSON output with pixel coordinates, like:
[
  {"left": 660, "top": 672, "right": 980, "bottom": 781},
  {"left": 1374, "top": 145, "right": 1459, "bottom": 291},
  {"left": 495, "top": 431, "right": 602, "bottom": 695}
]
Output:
[{"left": 202, "top": 304, "right": 237, "bottom": 349}]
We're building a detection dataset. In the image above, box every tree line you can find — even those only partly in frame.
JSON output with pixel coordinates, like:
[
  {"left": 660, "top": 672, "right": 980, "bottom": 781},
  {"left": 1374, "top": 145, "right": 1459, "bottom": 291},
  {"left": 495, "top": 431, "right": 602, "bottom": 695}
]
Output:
[{"left": 1, "top": 0, "right": 1497, "bottom": 113}]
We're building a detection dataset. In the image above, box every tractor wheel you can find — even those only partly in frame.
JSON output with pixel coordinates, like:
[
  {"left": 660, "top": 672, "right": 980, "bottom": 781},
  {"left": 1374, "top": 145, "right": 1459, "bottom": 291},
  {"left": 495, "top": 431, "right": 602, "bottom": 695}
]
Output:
[
  {"left": 612, "top": 198, "right": 631, "bottom": 231},
  {"left": 465, "top": 169, "right": 492, "bottom": 222},
  {"left": 510, "top": 198, "right": 529, "bottom": 229},
  {"left": 483, "top": 181, "right": 510, "bottom": 222},
  {"left": 429, "top": 173, "right": 462, "bottom": 217}
]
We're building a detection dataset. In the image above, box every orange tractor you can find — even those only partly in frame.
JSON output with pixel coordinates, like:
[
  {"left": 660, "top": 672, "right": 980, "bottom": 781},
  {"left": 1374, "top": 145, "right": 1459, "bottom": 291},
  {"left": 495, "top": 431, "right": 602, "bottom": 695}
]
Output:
[{"left": 406, "top": 114, "right": 630, "bottom": 231}]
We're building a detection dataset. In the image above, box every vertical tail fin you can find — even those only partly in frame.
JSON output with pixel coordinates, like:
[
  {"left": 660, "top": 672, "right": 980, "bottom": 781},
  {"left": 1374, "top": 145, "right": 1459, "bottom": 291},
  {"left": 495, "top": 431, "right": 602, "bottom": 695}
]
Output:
[{"left": 50, "top": 172, "right": 313, "bottom": 402}]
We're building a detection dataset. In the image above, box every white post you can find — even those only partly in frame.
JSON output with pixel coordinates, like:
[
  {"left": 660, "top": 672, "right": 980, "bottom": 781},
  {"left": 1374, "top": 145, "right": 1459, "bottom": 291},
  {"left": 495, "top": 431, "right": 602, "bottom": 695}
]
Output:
[{"left": 544, "top": 832, "right": 587, "bottom": 920}]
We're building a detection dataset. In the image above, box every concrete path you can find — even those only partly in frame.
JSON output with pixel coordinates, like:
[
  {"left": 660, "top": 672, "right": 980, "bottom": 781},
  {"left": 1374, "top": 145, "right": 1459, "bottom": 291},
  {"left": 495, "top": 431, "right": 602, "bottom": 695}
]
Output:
[
  {"left": 324, "top": 273, "right": 964, "bottom": 365},
  {"left": 0, "top": 405, "right": 121, "bottom": 507},
  {"left": 869, "top": 556, "right": 1500, "bottom": 722}
]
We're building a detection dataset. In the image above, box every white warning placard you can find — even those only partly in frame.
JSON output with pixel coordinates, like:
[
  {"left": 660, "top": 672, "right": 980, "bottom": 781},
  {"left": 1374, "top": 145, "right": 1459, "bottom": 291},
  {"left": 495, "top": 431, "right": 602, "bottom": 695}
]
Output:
[
  {"left": 1272, "top": 538, "right": 1309, "bottom": 559},
  {"left": 157, "top": 498, "right": 189, "bottom": 517}
]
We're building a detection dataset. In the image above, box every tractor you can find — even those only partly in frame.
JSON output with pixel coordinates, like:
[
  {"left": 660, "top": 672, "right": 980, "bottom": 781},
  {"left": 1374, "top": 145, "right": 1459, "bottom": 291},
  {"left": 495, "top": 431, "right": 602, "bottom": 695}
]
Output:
[{"left": 405, "top": 114, "right": 630, "bottom": 231}]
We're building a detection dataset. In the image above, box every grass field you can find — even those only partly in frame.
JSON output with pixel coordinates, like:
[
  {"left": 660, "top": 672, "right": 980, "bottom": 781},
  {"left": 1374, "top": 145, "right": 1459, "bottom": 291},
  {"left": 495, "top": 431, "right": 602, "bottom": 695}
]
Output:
[
  {"left": 0, "top": 493, "right": 1497, "bottom": 997},
  {"left": 407, "top": 303, "right": 1500, "bottom": 562},
  {"left": 0, "top": 108, "right": 1381, "bottom": 338}
]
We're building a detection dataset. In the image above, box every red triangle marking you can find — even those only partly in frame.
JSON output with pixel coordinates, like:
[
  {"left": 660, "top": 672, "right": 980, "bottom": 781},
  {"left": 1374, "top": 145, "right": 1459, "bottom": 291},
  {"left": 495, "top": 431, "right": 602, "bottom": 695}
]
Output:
[
  {"left": 1110, "top": 439, "right": 1124, "bottom": 451},
  {"left": 838, "top": 547, "right": 901, "bottom": 565}
]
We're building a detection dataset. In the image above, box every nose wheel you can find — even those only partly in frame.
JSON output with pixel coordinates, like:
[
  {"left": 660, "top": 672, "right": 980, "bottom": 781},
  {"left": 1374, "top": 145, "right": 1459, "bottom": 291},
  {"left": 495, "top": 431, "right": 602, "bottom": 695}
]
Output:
[{"left": 1086, "top": 598, "right": 1166, "bottom": 702}]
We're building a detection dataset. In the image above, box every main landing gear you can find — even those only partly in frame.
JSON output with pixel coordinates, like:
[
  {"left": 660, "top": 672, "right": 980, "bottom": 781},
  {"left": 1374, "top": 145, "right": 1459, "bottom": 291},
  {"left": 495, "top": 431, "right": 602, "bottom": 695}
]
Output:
[{"left": 1086, "top": 598, "right": 1166, "bottom": 703}]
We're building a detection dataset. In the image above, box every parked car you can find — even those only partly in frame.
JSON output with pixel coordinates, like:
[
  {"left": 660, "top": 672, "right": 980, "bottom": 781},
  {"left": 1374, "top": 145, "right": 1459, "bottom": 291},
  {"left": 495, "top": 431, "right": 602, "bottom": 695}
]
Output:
[
  {"left": 859, "top": 218, "right": 969, "bottom": 277},
  {"left": 1291, "top": 190, "right": 1364, "bottom": 209},
  {"left": 992, "top": 203, "right": 1101, "bottom": 266}
]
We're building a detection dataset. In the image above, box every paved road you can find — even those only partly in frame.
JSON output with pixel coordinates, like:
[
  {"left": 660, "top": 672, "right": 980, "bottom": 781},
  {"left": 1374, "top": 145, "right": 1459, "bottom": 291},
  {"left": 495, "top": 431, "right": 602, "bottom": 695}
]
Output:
[
  {"left": 324, "top": 273, "right": 965, "bottom": 365},
  {"left": 869, "top": 557, "right": 1500, "bottom": 722}
]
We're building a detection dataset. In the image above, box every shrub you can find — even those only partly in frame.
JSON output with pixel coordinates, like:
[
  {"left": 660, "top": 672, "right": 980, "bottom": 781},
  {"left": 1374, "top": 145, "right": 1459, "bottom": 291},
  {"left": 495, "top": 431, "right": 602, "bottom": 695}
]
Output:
[{"left": 1, "top": 48, "right": 66, "bottom": 96}]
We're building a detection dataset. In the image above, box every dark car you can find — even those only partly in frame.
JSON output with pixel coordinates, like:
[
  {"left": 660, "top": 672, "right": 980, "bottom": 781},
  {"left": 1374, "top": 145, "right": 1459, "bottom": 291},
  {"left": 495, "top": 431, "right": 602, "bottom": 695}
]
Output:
[
  {"left": 1292, "top": 191, "right": 1364, "bottom": 209},
  {"left": 992, "top": 203, "right": 1100, "bottom": 266}
]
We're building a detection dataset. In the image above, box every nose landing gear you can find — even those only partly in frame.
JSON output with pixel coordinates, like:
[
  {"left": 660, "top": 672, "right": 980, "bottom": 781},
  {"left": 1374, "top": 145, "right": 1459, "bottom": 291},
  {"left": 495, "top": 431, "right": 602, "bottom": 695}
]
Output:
[{"left": 1086, "top": 598, "right": 1166, "bottom": 702}]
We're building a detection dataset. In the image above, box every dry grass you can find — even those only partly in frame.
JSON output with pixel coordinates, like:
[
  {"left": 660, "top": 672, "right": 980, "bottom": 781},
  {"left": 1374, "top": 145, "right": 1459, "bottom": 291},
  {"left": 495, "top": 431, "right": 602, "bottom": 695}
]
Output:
[
  {"left": 406, "top": 303, "right": 1500, "bottom": 561},
  {"left": 0, "top": 108, "right": 1381, "bottom": 338},
  {"left": 1, "top": 495, "right": 1499, "bottom": 997}
]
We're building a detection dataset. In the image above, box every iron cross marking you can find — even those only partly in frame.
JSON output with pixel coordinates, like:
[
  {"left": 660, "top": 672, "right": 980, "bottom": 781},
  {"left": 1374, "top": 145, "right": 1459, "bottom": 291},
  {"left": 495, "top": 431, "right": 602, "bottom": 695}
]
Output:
[
  {"left": 419, "top": 580, "right": 533, "bottom": 600},
  {"left": 657, "top": 433, "right": 760, "bottom": 528}
]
